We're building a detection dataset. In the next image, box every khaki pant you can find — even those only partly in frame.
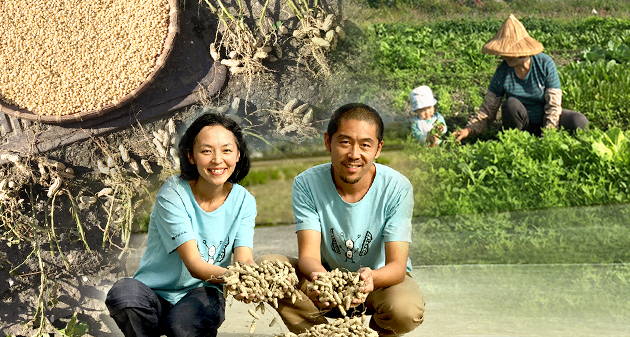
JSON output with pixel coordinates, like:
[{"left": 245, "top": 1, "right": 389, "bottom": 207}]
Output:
[{"left": 257, "top": 255, "right": 425, "bottom": 336}]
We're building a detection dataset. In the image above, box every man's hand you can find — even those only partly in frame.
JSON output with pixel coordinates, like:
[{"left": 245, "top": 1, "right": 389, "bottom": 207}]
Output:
[
  {"left": 452, "top": 127, "right": 471, "bottom": 143},
  {"left": 355, "top": 267, "right": 375, "bottom": 306},
  {"left": 307, "top": 272, "right": 335, "bottom": 309}
]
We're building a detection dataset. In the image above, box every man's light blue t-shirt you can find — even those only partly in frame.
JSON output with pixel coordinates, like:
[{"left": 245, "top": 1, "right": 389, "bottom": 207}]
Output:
[
  {"left": 134, "top": 175, "right": 256, "bottom": 304},
  {"left": 292, "top": 163, "right": 414, "bottom": 273}
]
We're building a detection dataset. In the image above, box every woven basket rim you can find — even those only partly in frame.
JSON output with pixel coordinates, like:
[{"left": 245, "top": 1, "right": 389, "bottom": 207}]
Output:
[{"left": 0, "top": 0, "right": 179, "bottom": 124}]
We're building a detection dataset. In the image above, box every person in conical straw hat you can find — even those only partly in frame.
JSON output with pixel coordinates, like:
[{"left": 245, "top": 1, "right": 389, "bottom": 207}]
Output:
[{"left": 453, "top": 14, "right": 588, "bottom": 142}]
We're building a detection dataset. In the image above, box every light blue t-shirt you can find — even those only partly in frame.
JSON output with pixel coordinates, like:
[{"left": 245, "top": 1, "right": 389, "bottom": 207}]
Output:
[
  {"left": 134, "top": 175, "right": 256, "bottom": 304},
  {"left": 292, "top": 163, "right": 414, "bottom": 273}
]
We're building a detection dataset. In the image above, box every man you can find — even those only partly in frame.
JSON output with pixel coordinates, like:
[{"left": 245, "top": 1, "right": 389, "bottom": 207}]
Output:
[{"left": 259, "top": 103, "right": 425, "bottom": 335}]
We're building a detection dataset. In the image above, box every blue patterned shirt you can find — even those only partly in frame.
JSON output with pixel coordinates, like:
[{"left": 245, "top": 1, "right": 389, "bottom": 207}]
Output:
[{"left": 488, "top": 53, "right": 561, "bottom": 124}]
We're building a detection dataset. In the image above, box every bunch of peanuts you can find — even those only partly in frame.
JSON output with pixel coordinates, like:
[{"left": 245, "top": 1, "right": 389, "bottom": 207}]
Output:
[
  {"left": 275, "top": 316, "right": 378, "bottom": 337},
  {"left": 307, "top": 269, "right": 368, "bottom": 316},
  {"left": 222, "top": 260, "right": 302, "bottom": 309}
]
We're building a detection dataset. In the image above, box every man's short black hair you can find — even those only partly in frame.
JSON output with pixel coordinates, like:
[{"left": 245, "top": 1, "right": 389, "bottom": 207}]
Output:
[
  {"left": 178, "top": 113, "right": 251, "bottom": 183},
  {"left": 326, "top": 103, "right": 384, "bottom": 143}
]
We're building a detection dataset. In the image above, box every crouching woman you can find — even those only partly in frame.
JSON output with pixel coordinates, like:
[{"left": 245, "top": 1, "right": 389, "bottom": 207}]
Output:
[{"left": 105, "top": 113, "right": 256, "bottom": 337}]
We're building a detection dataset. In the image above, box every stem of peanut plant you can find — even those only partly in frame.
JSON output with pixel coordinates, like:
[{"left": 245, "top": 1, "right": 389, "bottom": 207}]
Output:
[
  {"left": 259, "top": 0, "right": 270, "bottom": 31},
  {"left": 285, "top": 0, "right": 303, "bottom": 20},
  {"left": 215, "top": 0, "right": 236, "bottom": 21},
  {"left": 118, "top": 191, "right": 133, "bottom": 259},
  {"left": 65, "top": 189, "right": 91, "bottom": 253},
  {"left": 49, "top": 192, "right": 71, "bottom": 270},
  {"left": 102, "top": 185, "right": 120, "bottom": 249}
]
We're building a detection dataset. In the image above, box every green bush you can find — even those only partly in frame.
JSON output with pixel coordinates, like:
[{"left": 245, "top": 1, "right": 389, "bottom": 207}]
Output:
[{"left": 408, "top": 128, "right": 630, "bottom": 217}]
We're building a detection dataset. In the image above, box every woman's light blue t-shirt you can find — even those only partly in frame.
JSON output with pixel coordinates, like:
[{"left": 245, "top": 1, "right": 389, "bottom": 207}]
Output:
[
  {"left": 292, "top": 163, "right": 414, "bottom": 273},
  {"left": 134, "top": 175, "right": 256, "bottom": 304}
]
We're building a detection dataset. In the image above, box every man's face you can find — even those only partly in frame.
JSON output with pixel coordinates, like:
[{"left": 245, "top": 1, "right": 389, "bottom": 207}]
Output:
[{"left": 325, "top": 118, "right": 383, "bottom": 185}]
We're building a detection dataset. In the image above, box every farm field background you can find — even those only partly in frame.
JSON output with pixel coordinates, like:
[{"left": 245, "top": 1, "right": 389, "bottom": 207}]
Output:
[
  {"left": 351, "top": 0, "right": 630, "bottom": 265},
  {"left": 248, "top": 0, "right": 630, "bottom": 265}
]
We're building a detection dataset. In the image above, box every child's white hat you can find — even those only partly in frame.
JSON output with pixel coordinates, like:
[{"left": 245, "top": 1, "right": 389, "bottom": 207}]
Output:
[{"left": 410, "top": 86, "right": 438, "bottom": 111}]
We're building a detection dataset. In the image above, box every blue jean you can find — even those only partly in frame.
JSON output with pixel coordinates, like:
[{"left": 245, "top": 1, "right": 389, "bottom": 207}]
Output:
[{"left": 105, "top": 278, "right": 225, "bottom": 337}]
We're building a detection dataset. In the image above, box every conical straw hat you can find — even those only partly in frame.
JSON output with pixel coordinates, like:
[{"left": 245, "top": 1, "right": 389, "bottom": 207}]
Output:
[{"left": 482, "top": 14, "right": 543, "bottom": 57}]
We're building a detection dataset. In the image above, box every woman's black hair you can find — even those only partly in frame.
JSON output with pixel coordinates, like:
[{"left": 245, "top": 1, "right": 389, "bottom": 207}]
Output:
[
  {"left": 327, "top": 103, "right": 384, "bottom": 142},
  {"left": 178, "top": 113, "right": 251, "bottom": 184}
]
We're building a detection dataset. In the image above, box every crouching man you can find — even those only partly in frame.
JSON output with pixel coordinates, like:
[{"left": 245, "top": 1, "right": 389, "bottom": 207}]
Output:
[{"left": 258, "top": 103, "right": 425, "bottom": 335}]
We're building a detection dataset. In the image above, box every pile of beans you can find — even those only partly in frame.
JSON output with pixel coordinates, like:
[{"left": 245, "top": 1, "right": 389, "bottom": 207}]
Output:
[
  {"left": 307, "top": 269, "right": 367, "bottom": 316},
  {"left": 0, "top": 0, "right": 170, "bottom": 116},
  {"left": 222, "top": 260, "right": 302, "bottom": 308}
]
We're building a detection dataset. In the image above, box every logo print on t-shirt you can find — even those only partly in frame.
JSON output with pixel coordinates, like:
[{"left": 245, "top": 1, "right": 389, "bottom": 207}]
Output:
[
  {"left": 359, "top": 231, "right": 372, "bottom": 257},
  {"left": 200, "top": 237, "right": 229, "bottom": 265},
  {"left": 216, "top": 237, "right": 228, "bottom": 263},
  {"left": 208, "top": 245, "right": 216, "bottom": 265},
  {"left": 330, "top": 229, "right": 365, "bottom": 263}
]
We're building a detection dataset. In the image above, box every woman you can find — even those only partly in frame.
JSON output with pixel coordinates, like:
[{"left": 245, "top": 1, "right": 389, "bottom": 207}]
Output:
[
  {"left": 106, "top": 113, "right": 256, "bottom": 337},
  {"left": 453, "top": 14, "right": 588, "bottom": 142}
]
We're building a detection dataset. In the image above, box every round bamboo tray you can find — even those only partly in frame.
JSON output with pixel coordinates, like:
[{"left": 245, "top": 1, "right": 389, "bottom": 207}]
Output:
[{"left": 0, "top": 0, "right": 179, "bottom": 124}]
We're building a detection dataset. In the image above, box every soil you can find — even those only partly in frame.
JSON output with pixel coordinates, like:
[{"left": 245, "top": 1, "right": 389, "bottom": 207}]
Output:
[{"left": 0, "top": 1, "right": 394, "bottom": 336}]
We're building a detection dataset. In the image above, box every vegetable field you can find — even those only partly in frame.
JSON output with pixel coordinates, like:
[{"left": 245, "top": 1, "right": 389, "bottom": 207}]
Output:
[
  {"left": 353, "top": 1, "right": 630, "bottom": 264},
  {"left": 369, "top": 16, "right": 630, "bottom": 130}
]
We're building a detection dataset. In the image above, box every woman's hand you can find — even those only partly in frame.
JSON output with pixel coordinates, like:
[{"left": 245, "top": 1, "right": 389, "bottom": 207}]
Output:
[
  {"left": 452, "top": 127, "right": 471, "bottom": 143},
  {"left": 233, "top": 290, "right": 258, "bottom": 303}
]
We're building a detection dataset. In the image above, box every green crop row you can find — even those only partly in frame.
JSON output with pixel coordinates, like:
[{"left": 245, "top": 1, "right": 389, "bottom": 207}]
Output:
[{"left": 406, "top": 128, "right": 630, "bottom": 218}]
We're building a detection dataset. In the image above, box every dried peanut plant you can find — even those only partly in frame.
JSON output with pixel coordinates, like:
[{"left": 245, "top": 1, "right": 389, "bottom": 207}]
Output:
[
  {"left": 254, "top": 98, "right": 318, "bottom": 142},
  {"left": 288, "top": 0, "right": 345, "bottom": 76},
  {"left": 0, "top": 150, "right": 88, "bottom": 335},
  {"left": 95, "top": 118, "right": 179, "bottom": 258},
  {"left": 0, "top": 116, "right": 184, "bottom": 335},
  {"left": 204, "top": 0, "right": 279, "bottom": 76}
]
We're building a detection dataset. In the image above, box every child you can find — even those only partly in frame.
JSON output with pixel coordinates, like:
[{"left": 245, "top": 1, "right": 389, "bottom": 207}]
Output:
[{"left": 410, "top": 85, "right": 447, "bottom": 145}]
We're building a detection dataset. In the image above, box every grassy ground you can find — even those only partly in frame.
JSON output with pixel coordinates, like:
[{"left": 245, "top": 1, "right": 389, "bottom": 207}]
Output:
[{"left": 411, "top": 202, "right": 630, "bottom": 265}]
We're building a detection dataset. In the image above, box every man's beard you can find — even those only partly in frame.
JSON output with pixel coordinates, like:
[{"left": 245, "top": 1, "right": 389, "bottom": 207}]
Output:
[
  {"left": 340, "top": 174, "right": 362, "bottom": 184},
  {"left": 339, "top": 160, "right": 365, "bottom": 184}
]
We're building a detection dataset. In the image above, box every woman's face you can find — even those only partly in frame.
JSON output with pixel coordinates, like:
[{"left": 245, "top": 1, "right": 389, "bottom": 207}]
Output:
[
  {"left": 502, "top": 56, "right": 530, "bottom": 68},
  {"left": 187, "top": 125, "right": 240, "bottom": 187}
]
